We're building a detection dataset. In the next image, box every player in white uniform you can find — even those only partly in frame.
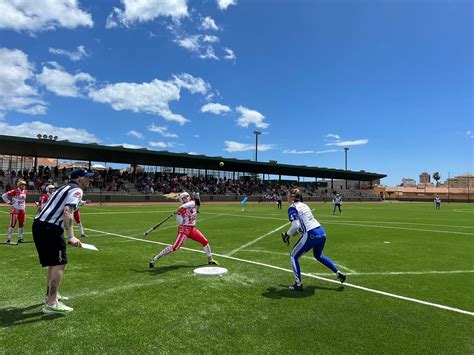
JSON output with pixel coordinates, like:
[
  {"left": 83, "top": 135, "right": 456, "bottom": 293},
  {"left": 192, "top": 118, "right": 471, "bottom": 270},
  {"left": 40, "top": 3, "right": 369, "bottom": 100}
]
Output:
[
  {"left": 2, "top": 179, "right": 28, "bottom": 243},
  {"left": 332, "top": 194, "right": 342, "bottom": 214},
  {"left": 281, "top": 188, "right": 346, "bottom": 290},
  {"left": 434, "top": 195, "right": 441, "bottom": 210},
  {"left": 149, "top": 192, "right": 218, "bottom": 267}
]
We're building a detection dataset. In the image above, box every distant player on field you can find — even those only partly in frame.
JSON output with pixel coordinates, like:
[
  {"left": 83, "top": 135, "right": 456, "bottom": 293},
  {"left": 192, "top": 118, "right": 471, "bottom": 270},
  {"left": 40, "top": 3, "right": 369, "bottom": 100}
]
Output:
[
  {"left": 149, "top": 191, "right": 218, "bottom": 267},
  {"left": 2, "top": 179, "right": 28, "bottom": 243},
  {"left": 332, "top": 193, "right": 342, "bottom": 214},
  {"left": 192, "top": 191, "right": 201, "bottom": 213},
  {"left": 73, "top": 200, "right": 89, "bottom": 238},
  {"left": 36, "top": 185, "right": 55, "bottom": 212},
  {"left": 434, "top": 195, "right": 441, "bottom": 210},
  {"left": 281, "top": 188, "right": 346, "bottom": 290}
]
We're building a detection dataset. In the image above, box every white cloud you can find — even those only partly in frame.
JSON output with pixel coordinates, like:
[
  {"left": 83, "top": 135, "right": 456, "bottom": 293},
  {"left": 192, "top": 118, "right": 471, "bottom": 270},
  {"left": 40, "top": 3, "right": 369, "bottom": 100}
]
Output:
[
  {"left": 48, "top": 45, "right": 89, "bottom": 61},
  {"left": 0, "top": 48, "right": 46, "bottom": 117},
  {"left": 315, "top": 149, "right": 338, "bottom": 154},
  {"left": 201, "top": 103, "right": 231, "bottom": 115},
  {"left": 108, "top": 143, "right": 144, "bottom": 149},
  {"left": 37, "top": 62, "right": 95, "bottom": 97},
  {"left": 106, "top": 0, "right": 188, "bottom": 28},
  {"left": 172, "top": 73, "right": 210, "bottom": 95},
  {"left": 127, "top": 130, "right": 143, "bottom": 139},
  {"left": 466, "top": 130, "right": 474, "bottom": 138},
  {"left": 89, "top": 73, "right": 209, "bottom": 125},
  {"left": 0, "top": 121, "right": 98, "bottom": 143},
  {"left": 283, "top": 149, "right": 315, "bottom": 154},
  {"left": 326, "top": 139, "right": 368, "bottom": 147},
  {"left": 187, "top": 151, "right": 200, "bottom": 155},
  {"left": 148, "top": 123, "right": 178, "bottom": 138},
  {"left": 200, "top": 16, "right": 219, "bottom": 31},
  {"left": 149, "top": 141, "right": 176, "bottom": 148},
  {"left": 0, "top": 0, "right": 93, "bottom": 32},
  {"left": 217, "top": 0, "right": 237, "bottom": 11},
  {"left": 236, "top": 106, "right": 269, "bottom": 128},
  {"left": 175, "top": 34, "right": 220, "bottom": 60},
  {"left": 224, "top": 140, "right": 274, "bottom": 152},
  {"left": 193, "top": 134, "right": 200, "bottom": 138},
  {"left": 223, "top": 47, "right": 236, "bottom": 61},
  {"left": 325, "top": 133, "right": 340, "bottom": 140}
]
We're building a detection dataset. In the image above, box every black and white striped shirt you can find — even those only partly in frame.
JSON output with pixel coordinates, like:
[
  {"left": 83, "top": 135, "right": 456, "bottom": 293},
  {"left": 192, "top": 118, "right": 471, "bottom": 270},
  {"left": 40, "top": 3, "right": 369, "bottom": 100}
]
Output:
[{"left": 35, "top": 182, "right": 83, "bottom": 227}]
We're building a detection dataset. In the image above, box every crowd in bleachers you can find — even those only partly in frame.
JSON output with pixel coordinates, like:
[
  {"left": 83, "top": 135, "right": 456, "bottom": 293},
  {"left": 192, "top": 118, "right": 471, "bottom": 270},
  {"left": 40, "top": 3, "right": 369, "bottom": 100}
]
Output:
[{"left": 0, "top": 168, "right": 375, "bottom": 200}]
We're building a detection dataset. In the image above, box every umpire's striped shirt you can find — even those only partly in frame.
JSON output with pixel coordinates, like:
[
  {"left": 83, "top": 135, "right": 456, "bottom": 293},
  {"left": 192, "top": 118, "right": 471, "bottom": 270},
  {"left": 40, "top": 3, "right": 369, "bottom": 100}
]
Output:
[{"left": 35, "top": 182, "right": 83, "bottom": 227}]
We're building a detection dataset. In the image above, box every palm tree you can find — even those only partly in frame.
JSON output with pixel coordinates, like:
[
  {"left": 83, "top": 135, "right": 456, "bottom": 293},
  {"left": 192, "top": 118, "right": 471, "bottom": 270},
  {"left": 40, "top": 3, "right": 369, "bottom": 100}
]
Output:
[{"left": 433, "top": 172, "right": 441, "bottom": 186}]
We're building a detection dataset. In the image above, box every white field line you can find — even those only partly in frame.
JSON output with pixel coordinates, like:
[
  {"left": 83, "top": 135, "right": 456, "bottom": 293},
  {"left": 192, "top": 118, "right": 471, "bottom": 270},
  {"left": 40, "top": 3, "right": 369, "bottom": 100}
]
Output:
[
  {"left": 227, "top": 223, "right": 289, "bottom": 256},
  {"left": 453, "top": 209, "right": 474, "bottom": 214},
  {"left": 199, "top": 212, "right": 474, "bottom": 236},
  {"left": 244, "top": 249, "right": 357, "bottom": 273},
  {"left": 322, "top": 221, "right": 474, "bottom": 236},
  {"left": 311, "top": 270, "right": 474, "bottom": 276},
  {"left": 86, "top": 227, "right": 474, "bottom": 317}
]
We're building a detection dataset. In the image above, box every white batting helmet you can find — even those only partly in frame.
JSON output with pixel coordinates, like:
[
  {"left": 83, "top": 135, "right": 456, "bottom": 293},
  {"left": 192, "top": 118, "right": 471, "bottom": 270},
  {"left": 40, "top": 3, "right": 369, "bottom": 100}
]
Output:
[
  {"left": 46, "top": 185, "right": 55, "bottom": 192},
  {"left": 178, "top": 191, "right": 190, "bottom": 203}
]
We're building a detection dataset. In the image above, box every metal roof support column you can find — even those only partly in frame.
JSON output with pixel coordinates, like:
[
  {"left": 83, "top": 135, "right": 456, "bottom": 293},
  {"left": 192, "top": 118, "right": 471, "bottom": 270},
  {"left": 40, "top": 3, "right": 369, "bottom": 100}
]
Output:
[
  {"left": 331, "top": 178, "right": 333, "bottom": 190},
  {"left": 88, "top": 161, "right": 91, "bottom": 170}
]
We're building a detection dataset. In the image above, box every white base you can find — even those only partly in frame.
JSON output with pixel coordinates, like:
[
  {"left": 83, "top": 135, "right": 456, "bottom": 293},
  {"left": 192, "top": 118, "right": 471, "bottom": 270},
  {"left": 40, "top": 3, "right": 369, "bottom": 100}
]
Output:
[{"left": 193, "top": 266, "right": 228, "bottom": 276}]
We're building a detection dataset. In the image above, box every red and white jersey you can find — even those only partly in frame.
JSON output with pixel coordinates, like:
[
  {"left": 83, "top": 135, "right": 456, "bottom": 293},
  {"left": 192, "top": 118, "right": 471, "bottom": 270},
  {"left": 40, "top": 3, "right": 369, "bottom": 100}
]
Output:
[
  {"left": 176, "top": 200, "right": 197, "bottom": 226},
  {"left": 39, "top": 192, "right": 52, "bottom": 207},
  {"left": 2, "top": 188, "right": 28, "bottom": 211}
]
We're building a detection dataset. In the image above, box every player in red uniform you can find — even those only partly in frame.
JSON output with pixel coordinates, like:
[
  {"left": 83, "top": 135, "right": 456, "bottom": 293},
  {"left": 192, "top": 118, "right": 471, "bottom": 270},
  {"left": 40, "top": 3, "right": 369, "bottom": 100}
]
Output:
[
  {"left": 36, "top": 185, "right": 55, "bottom": 212},
  {"left": 149, "top": 191, "right": 218, "bottom": 267},
  {"left": 73, "top": 200, "right": 88, "bottom": 238},
  {"left": 2, "top": 179, "right": 28, "bottom": 243}
]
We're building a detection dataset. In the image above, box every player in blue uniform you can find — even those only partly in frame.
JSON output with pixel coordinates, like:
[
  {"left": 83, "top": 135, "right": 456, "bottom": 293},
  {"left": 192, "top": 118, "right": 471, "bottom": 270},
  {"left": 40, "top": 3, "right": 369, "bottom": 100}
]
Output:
[{"left": 281, "top": 188, "right": 346, "bottom": 290}]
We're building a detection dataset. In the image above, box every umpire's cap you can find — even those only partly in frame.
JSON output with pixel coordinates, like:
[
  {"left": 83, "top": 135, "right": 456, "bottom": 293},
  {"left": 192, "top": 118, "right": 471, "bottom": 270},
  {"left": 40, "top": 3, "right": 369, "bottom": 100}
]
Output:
[{"left": 70, "top": 168, "right": 94, "bottom": 179}]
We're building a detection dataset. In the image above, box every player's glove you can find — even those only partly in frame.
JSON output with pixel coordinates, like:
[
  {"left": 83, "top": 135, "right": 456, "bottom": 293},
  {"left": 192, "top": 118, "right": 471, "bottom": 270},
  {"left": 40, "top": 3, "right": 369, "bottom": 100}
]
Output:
[{"left": 281, "top": 232, "right": 290, "bottom": 246}]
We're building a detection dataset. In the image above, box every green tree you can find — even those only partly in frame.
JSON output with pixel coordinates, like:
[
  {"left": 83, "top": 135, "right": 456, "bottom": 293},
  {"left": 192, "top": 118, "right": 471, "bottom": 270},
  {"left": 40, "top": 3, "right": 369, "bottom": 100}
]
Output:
[{"left": 433, "top": 172, "right": 441, "bottom": 186}]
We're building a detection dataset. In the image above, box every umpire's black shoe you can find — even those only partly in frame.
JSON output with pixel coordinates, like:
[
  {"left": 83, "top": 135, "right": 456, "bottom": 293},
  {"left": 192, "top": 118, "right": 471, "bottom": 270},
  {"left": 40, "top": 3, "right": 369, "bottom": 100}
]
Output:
[
  {"left": 289, "top": 283, "right": 304, "bottom": 291},
  {"left": 337, "top": 271, "right": 346, "bottom": 284}
]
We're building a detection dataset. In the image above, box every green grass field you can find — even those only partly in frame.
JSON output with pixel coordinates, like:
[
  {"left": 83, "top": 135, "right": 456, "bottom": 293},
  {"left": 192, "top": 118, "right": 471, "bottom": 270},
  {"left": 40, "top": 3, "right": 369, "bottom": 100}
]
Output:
[{"left": 1, "top": 202, "right": 473, "bottom": 354}]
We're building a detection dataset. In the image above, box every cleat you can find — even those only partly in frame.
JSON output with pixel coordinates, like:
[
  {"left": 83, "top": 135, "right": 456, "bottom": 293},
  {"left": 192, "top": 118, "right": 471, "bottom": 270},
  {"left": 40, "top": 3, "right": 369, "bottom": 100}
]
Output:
[
  {"left": 208, "top": 260, "right": 219, "bottom": 265},
  {"left": 43, "top": 301, "right": 73, "bottom": 314},
  {"left": 337, "top": 271, "right": 346, "bottom": 284},
  {"left": 289, "top": 283, "right": 304, "bottom": 291},
  {"left": 17, "top": 239, "right": 25, "bottom": 243},
  {"left": 149, "top": 261, "right": 154, "bottom": 269},
  {"left": 80, "top": 234, "right": 88, "bottom": 238},
  {"left": 6, "top": 240, "right": 11, "bottom": 244},
  {"left": 44, "top": 293, "right": 69, "bottom": 304}
]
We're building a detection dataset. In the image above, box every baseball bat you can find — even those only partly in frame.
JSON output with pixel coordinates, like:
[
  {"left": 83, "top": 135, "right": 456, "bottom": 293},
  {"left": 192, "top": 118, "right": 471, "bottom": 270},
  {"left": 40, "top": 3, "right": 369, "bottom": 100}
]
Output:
[{"left": 143, "top": 213, "right": 174, "bottom": 236}]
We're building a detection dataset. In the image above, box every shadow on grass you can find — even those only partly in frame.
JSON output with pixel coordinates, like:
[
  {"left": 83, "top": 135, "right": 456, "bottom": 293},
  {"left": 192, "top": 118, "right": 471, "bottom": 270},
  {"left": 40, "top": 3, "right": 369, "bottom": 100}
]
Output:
[
  {"left": 130, "top": 264, "right": 201, "bottom": 275},
  {"left": 0, "top": 303, "right": 62, "bottom": 327},
  {"left": 262, "top": 284, "right": 344, "bottom": 299}
]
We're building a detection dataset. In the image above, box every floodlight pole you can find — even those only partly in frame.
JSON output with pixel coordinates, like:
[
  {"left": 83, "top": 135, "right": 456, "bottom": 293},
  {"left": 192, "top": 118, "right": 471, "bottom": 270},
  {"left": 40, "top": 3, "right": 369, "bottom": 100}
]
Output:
[
  {"left": 254, "top": 131, "right": 261, "bottom": 162},
  {"left": 344, "top": 147, "right": 349, "bottom": 189},
  {"left": 254, "top": 131, "right": 261, "bottom": 182}
]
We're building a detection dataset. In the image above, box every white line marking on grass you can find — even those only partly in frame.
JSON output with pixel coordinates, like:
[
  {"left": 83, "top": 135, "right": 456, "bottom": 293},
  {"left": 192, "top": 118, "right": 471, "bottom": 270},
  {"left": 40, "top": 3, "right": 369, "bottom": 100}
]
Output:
[
  {"left": 322, "top": 221, "right": 474, "bottom": 236},
  {"left": 227, "top": 223, "right": 289, "bottom": 256},
  {"left": 453, "top": 209, "right": 474, "bottom": 214},
  {"left": 86, "top": 227, "right": 474, "bottom": 316},
  {"left": 243, "top": 249, "right": 357, "bottom": 273}
]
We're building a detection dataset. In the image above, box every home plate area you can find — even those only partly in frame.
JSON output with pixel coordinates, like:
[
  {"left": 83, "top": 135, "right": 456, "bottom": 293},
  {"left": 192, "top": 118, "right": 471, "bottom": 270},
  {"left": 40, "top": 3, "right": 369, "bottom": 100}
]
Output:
[{"left": 193, "top": 266, "right": 229, "bottom": 276}]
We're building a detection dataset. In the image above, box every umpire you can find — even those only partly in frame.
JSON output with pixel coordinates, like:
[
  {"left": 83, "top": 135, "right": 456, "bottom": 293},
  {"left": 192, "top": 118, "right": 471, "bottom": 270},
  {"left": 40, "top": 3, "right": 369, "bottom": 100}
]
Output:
[{"left": 32, "top": 168, "right": 93, "bottom": 314}]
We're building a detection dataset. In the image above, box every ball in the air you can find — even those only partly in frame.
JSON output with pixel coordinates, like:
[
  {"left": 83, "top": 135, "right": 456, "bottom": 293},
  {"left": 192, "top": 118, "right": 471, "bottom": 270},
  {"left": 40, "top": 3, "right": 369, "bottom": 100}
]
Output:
[{"left": 219, "top": 161, "right": 224, "bottom": 167}]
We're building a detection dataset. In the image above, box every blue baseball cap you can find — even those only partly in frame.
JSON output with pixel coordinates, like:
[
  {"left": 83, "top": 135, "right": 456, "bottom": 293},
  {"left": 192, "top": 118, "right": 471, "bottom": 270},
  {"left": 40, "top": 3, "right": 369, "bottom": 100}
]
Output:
[{"left": 70, "top": 168, "right": 94, "bottom": 179}]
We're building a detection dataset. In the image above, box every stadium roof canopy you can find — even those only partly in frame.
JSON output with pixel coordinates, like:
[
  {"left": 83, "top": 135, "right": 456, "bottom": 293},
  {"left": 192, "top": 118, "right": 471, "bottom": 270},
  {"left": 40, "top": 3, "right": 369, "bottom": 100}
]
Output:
[{"left": 0, "top": 135, "right": 386, "bottom": 181}]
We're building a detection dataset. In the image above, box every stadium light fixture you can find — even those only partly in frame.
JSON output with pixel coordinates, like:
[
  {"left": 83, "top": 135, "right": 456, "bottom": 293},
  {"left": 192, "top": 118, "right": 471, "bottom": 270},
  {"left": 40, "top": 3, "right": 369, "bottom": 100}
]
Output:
[{"left": 253, "top": 131, "right": 262, "bottom": 162}]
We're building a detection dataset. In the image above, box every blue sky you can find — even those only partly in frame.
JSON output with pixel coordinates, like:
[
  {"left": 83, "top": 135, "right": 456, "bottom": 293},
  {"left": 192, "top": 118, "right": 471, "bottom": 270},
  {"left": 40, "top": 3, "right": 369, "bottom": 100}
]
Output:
[{"left": 0, "top": 0, "right": 472, "bottom": 185}]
